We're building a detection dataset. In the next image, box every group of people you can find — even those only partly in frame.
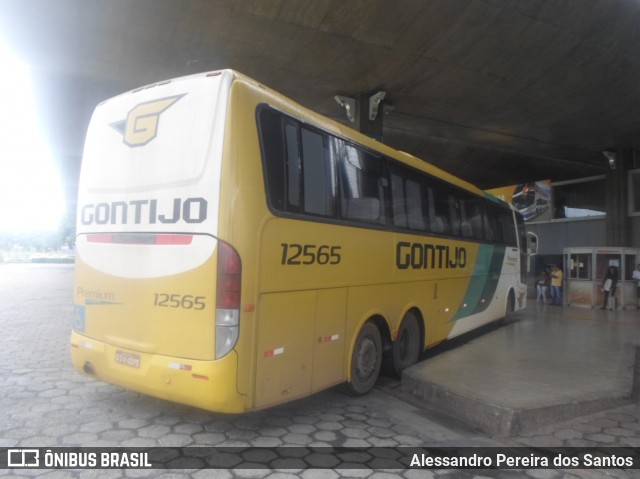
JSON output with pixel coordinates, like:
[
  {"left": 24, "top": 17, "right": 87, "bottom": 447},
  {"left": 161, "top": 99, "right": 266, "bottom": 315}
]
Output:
[
  {"left": 536, "top": 264, "right": 563, "bottom": 305},
  {"left": 537, "top": 263, "right": 640, "bottom": 310}
]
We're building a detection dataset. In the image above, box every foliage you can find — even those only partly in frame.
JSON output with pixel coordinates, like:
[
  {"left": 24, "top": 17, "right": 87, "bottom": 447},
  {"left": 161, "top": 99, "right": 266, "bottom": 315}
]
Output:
[{"left": 0, "top": 211, "right": 76, "bottom": 253}]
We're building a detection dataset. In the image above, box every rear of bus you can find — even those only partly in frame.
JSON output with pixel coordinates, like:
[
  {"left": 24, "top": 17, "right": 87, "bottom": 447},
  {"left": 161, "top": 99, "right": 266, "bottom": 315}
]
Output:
[{"left": 70, "top": 70, "right": 248, "bottom": 413}]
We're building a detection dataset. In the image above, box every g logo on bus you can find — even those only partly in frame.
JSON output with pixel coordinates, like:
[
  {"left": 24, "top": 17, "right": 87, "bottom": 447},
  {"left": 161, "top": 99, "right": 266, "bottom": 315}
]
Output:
[{"left": 110, "top": 94, "right": 186, "bottom": 147}]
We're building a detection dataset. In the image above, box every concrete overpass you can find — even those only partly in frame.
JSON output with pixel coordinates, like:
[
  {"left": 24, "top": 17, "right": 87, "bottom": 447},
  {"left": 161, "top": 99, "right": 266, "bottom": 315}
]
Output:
[{"left": 2, "top": 0, "right": 639, "bottom": 211}]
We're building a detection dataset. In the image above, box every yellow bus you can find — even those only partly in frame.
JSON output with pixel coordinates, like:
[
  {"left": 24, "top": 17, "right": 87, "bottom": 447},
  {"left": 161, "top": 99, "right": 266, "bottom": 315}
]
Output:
[{"left": 71, "top": 69, "right": 528, "bottom": 413}]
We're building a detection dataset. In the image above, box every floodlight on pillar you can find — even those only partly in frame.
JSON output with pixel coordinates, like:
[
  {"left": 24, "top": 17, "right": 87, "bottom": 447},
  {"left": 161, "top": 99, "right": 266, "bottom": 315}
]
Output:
[
  {"left": 368, "top": 91, "right": 386, "bottom": 121},
  {"left": 334, "top": 95, "right": 356, "bottom": 123},
  {"left": 603, "top": 150, "right": 616, "bottom": 169}
]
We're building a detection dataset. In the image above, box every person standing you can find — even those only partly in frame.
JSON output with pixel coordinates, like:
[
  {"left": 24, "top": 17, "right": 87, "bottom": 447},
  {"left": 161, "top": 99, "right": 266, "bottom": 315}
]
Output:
[
  {"left": 602, "top": 266, "right": 618, "bottom": 310},
  {"left": 536, "top": 268, "right": 549, "bottom": 303},
  {"left": 550, "top": 265, "right": 563, "bottom": 305},
  {"left": 633, "top": 264, "right": 640, "bottom": 309}
]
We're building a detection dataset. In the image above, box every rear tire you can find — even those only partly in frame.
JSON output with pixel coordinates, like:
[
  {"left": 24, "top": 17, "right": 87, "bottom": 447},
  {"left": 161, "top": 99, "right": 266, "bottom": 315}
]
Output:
[
  {"left": 390, "top": 312, "right": 421, "bottom": 377},
  {"left": 347, "top": 322, "right": 382, "bottom": 396}
]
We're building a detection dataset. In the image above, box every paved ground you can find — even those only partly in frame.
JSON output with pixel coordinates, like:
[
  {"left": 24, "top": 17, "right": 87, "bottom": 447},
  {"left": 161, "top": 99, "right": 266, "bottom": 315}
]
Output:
[{"left": 0, "top": 263, "right": 639, "bottom": 478}]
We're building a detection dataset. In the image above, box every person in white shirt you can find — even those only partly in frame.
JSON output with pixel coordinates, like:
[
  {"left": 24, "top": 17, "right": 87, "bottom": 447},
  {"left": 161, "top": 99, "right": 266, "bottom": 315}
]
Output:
[{"left": 602, "top": 266, "right": 618, "bottom": 310}]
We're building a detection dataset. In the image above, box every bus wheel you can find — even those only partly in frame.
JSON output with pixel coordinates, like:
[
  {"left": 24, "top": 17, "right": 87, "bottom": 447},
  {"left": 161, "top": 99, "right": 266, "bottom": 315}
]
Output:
[
  {"left": 391, "top": 312, "right": 421, "bottom": 377},
  {"left": 347, "top": 322, "right": 382, "bottom": 396},
  {"left": 505, "top": 291, "right": 515, "bottom": 320}
]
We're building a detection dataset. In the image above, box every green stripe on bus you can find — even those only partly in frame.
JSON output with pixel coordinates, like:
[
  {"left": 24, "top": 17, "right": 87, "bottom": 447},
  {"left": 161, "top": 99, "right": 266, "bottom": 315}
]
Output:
[{"left": 451, "top": 244, "right": 506, "bottom": 321}]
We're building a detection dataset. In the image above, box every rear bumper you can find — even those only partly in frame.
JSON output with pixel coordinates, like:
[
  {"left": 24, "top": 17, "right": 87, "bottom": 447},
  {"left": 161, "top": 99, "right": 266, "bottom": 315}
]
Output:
[{"left": 70, "top": 331, "right": 247, "bottom": 413}]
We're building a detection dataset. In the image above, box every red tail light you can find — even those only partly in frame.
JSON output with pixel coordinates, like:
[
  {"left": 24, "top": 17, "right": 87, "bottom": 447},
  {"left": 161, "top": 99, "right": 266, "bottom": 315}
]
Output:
[
  {"left": 216, "top": 241, "right": 241, "bottom": 309},
  {"left": 216, "top": 241, "right": 241, "bottom": 359}
]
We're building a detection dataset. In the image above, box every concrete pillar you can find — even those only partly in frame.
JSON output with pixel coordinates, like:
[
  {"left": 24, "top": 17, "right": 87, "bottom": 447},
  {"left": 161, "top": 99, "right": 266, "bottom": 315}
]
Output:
[
  {"left": 604, "top": 148, "right": 631, "bottom": 247},
  {"left": 354, "top": 92, "right": 384, "bottom": 142}
]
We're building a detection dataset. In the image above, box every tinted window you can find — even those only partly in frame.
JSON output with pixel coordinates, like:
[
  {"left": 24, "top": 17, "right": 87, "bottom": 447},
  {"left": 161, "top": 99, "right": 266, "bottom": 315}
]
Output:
[
  {"left": 259, "top": 105, "right": 518, "bottom": 246},
  {"left": 284, "top": 122, "right": 300, "bottom": 210},
  {"left": 390, "top": 165, "right": 427, "bottom": 231},
  {"left": 259, "top": 108, "right": 336, "bottom": 218},
  {"left": 502, "top": 209, "right": 517, "bottom": 246},
  {"left": 301, "top": 128, "right": 336, "bottom": 216},
  {"left": 483, "top": 204, "right": 499, "bottom": 242},
  {"left": 405, "top": 178, "right": 426, "bottom": 230},
  {"left": 391, "top": 172, "right": 407, "bottom": 228},
  {"left": 260, "top": 109, "right": 286, "bottom": 211},
  {"left": 426, "top": 182, "right": 455, "bottom": 235},
  {"left": 340, "top": 144, "right": 387, "bottom": 223},
  {"left": 459, "top": 194, "right": 484, "bottom": 239}
]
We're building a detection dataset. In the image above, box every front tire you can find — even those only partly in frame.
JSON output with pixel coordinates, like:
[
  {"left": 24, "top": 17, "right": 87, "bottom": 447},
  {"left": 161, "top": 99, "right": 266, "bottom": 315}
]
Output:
[
  {"left": 505, "top": 291, "right": 515, "bottom": 319},
  {"left": 347, "top": 322, "right": 382, "bottom": 396}
]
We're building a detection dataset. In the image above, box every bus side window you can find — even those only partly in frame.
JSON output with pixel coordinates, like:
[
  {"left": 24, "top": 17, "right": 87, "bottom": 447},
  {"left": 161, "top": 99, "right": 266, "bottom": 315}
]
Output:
[
  {"left": 390, "top": 166, "right": 427, "bottom": 231},
  {"left": 405, "top": 178, "right": 426, "bottom": 231},
  {"left": 461, "top": 195, "right": 484, "bottom": 240},
  {"left": 448, "top": 193, "right": 460, "bottom": 237},
  {"left": 426, "top": 185, "right": 448, "bottom": 235},
  {"left": 432, "top": 183, "right": 456, "bottom": 236},
  {"left": 502, "top": 210, "right": 517, "bottom": 245},
  {"left": 259, "top": 107, "right": 338, "bottom": 218},
  {"left": 486, "top": 204, "right": 505, "bottom": 244},
  {"left": 259, "top": 108, "right": 286, "bottom": 212},
  {"left": 459, "top": 195, "right": 472, "bottom": 238},
  {"left": 284, "top": 122, "right": 301, "bottom": 212},
  {"left": 482, "top": 204, "right": 501, "bottom": 242},
  {"left": 340, "top": 144, "right": 387, "bottom": 224},
  {"left": 391, "top": 172, "right": 407, "bottom": 228},
  {"left": 300, "top": 128, "right": 337, "bottom": 217}
]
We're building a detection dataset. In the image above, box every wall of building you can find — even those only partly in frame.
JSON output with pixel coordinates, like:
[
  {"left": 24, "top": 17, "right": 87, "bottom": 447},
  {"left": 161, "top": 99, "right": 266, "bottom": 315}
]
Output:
[{"left": 526, "top": 217, "right": 606, "bottom": 256}]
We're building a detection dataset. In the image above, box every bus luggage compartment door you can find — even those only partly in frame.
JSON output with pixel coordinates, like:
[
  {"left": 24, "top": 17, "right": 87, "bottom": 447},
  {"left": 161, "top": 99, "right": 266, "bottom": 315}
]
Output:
[{"left": 254, "top": 288, "right": 346, "bottom": 409}]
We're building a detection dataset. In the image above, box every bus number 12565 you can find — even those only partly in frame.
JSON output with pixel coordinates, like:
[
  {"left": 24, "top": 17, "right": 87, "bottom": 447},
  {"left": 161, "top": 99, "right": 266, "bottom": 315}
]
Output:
[
  {"left": 280, "top": 243, "right": 342, "bottom": 266},
  {"left": 153, "top": 293, "right": 206, "bottom": 310}
]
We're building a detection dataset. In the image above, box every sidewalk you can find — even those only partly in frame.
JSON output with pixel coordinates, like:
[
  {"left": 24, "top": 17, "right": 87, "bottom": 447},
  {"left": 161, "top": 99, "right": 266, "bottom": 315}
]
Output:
[{"left": 401, "top": 303, "right": 640, "bottom": 436}]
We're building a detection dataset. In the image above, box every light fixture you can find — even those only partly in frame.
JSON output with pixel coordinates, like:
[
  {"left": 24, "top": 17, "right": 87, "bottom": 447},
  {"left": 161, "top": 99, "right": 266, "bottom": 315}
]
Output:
[
  {"left": 603, "top": 150, "right": 616, "bottom": 169},
  {"left": 334, "top": 95, "right": 355, "bottom": 123},
  {"left": 368, "top": 91, "right": 386, "bottom": 121}
]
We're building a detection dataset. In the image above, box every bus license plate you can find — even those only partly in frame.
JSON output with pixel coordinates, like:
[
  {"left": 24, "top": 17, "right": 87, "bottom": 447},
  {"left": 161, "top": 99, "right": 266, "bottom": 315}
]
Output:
[{"left": 115, "top": 350, "right": 141, "bottom": 369}]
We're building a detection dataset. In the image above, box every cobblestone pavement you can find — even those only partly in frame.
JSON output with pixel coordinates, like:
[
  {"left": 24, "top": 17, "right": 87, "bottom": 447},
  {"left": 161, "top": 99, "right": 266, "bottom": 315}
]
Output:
[{"left": 0, "top": 263, "right": 639, "bottom": 478}]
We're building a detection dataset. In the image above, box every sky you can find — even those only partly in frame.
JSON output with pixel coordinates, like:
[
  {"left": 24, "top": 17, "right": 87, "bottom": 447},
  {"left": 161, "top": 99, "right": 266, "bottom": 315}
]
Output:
[{"left": 0, "top": 43, "right": 65, "bottom": 233}]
